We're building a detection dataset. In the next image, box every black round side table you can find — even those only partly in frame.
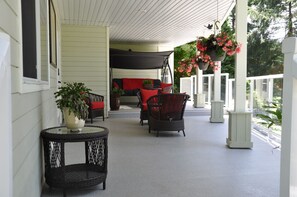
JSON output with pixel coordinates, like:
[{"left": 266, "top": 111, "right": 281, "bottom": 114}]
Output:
[{"left": 41, "top": 125, "right": 109, "bottom": 196}]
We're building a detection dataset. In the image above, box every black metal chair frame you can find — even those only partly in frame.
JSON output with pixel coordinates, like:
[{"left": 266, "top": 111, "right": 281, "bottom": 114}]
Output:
[
  {"left": 86, "top": 93, "right": 105, "bottom": 123},
  {"left": 136, "top": 90, "right": 148, "bottom": 125},
  {"left": 147, "top": 93, "right": 190, "bottom": 137}
]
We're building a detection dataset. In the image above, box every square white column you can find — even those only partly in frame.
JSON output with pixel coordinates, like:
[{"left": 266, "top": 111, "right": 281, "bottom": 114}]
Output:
[
  {"left": 280, "top": 37, "right": 297, "bottom": 197},
  {"left": 227, "top": 111, "right": 253, "bottom": 148},
  {"left": 194, "top": 94, "right": 205, "bottom": 108},
  {"left": 210, "top": 100, "right": 224, "bottom": 122}
]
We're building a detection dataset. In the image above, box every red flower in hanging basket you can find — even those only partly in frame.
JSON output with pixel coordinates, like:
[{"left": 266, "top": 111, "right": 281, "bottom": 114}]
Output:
[{"left": 197, "top": 32, "right": 241, "bottom": 61}]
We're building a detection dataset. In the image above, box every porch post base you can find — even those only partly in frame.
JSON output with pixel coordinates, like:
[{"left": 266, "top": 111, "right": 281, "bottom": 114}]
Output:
[
  {"left": 193, "top": 94, "right": 205, "bottom": 108},
  {"left": 210, "top": 100, "right": 224, "bottom": 123},
  {"left": 226, "top": 111, "right": 253, "bottom": 149}
]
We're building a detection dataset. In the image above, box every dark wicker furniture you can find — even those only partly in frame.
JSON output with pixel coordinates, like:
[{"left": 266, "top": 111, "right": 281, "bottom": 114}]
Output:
[
  {"left": 147, "top": 93, "right": 190, "bottom": 137},
  {"left": 137, "top": 89, "right": 160, "bottom": 125},
  {"left": 86, "top": 93, "right": 104, "bottom": 123},
  {"left": 136, "top": 91, "right": 147, "bottom": 125},
  {"left": 41, "top": 126, "right": 109, "bottom": 196}
]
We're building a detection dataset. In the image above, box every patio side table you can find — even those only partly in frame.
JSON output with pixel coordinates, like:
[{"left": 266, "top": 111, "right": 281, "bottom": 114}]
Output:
[{"left": 41, "top": 125, "right": 108, "bottom": 196}]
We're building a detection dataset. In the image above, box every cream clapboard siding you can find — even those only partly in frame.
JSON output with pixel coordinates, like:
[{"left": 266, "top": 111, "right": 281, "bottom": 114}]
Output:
[
  {"left": 0, "top": 0, "right": 59, "bottom": 196},
  {"left": 61, "top": 25, "right": 108, "bottom": 115}
]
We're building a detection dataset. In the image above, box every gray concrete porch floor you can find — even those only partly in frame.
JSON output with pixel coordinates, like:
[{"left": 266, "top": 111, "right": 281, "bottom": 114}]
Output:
[
  {"left": 109, "top": 101, "right": 212, "bottom": 118},
  {"left": 42, "top": 113, "right": 280, "bottom": 197}
]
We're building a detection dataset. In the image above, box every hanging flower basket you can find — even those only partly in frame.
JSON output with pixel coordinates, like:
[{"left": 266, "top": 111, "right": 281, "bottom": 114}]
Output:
[
  {"left": 197, "top": 32, "right": 241, "bottom": 63},
  {"left": 177, "top": 32, "right": 241, "bottom": 75},
  {"left": 197, "top": 60, "right": 209, "bottom": 71},
  {"left": 209, "top": 50, "right": 226, "bottom": 62}
]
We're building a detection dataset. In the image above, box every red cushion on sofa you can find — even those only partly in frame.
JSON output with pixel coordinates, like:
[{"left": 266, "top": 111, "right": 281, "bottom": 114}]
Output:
[
  {"left": 91, "top": 101, "right": 104, "bottom": 109},
  {"left": 140, "top": 88, "right": 158, "bottom": 107},
  {"left": 123, "top": 78, "right": 144, "bottom": 90},
  {"left": 161, "top": 82, "right": 172, "bottom": 93},
  {"left": 161, "top": 82, "right": 172, "bottom": 89}
]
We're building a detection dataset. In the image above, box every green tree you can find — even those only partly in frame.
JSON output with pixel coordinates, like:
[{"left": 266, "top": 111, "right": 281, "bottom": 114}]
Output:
[
  {"left": 247, "top": 31, "right": 283, "bottom": 76},
  {"left": 247, "top": 0, "right": 285, "bottom": 76},
  {"left": 174, "top": 41, "right": 196, "bottom": 92}
]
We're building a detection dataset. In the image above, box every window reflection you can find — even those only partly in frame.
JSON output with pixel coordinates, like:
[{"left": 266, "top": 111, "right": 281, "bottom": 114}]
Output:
[{"left": 40, "top": 0, "right": 49, "bottom": 81}]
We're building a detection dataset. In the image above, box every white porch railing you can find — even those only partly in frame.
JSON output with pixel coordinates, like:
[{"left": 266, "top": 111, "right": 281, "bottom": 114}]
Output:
[
  {"left": 180, "top": 73, "right": 283, "bottom": 146},
  {"left": 180, "top": 73, "right": 230, "bottom": 105},
  {"left": 180, "top": 73, "right": 283, "bottom": 111},
  {"left": 228, "top": 74, "right": 283, "bottom": 111}
]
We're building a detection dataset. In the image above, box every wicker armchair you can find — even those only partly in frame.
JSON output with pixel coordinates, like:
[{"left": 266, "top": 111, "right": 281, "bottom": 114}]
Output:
[
  {"left": 86, "top": 93, "right": 105, "bottom": 123},
  {"left": 147, "top": 93, "right": 190, "bottom": 137}
]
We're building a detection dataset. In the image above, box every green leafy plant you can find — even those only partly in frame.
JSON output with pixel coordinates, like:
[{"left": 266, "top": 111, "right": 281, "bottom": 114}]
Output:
[
  {"left": 54, "top": 82, "right": 91, "bottom": 119},
  {"left": 111, "top": 87, "right": 124, "bottom": 97},
  {"left": 143, "top": 79, "right": 153, "bottom": 85},
  {"left": 256, "top": 100, "right": 282, "bottom": 128}
]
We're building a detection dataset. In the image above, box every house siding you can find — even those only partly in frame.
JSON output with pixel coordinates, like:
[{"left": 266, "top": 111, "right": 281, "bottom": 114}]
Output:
[
  {"left": 0, "top": 0, "right": 59, "bottom": 196},
  {"left": 61, "top": 25, "right": 109, "bottom": 116}
]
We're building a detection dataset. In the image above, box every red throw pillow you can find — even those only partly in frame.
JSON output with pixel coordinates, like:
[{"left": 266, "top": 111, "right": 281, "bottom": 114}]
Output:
[
  {"left": 91, "top": 101, "right": 104, "bottom": 109},
  {"left": 161, "top": 82, "right": 172, "bottom": 93},
  {"left": 161, "top": 82, "right": 172, "bottom": 89},
  {"left": 140, "top": 88, "right": 158, "bottom": 106},
  {"left": 113, "top": 82, "right": 120, "bottom": 89}
]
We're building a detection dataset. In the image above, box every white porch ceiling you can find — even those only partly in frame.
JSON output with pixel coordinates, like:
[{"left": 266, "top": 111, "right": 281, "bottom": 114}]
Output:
[{"left": 55, "top": 0, "right": 236, "bottom": 47}]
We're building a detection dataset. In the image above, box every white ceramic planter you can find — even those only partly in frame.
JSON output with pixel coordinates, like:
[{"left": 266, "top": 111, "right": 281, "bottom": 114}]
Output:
[{"left": 63, "top": 108, "right": 85, "bottom": 131}]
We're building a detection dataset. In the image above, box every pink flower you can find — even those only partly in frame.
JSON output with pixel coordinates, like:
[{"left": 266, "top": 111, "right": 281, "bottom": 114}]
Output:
[
  {"left": 227, "top": 50, "right": 235, "bottom": 56},
  {"left": 225, "top": 40, "right": 233, "bottom": 47},
  {"left": 177, "top": 66, "right": 184, "bottom": 73},
  {"left": 186, "top": 64, "right": 193, "bottom": 73}
]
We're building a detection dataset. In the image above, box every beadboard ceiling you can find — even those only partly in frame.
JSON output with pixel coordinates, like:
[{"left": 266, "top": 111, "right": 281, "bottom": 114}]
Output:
[{"left": 55, "top": 0, "right": 236, "bottom": 47}]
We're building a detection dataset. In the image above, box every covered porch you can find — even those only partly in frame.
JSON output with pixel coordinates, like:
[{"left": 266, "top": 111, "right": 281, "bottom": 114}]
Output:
[
  {"left": 1, "top": 0, "right": 296, "bottom": 197},
  {"left": 41, "top": 115, "right": 280, "bottom": 197}
]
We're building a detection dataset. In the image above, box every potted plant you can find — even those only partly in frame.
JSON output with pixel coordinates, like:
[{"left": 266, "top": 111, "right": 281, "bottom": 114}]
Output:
[
  {"left": 110, "top": 87, "right": 124, "bottom": 110},
  {"left": 143, "top": 79, "right": 154, "bottom": 89},
  {"left": 54, "top": 82, "right": 91, "bottom": 131},
  {"left": 196, "top": 32, "right": 241, "bottom": 62}
]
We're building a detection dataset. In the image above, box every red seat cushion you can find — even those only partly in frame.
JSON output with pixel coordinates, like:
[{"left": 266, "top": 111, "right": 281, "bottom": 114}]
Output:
[
  {"left": 91, "top": 101, "right": 104, "bottom": 109},
  {"left": 140, "top": 88, "right": 158, "bottom": 108}
]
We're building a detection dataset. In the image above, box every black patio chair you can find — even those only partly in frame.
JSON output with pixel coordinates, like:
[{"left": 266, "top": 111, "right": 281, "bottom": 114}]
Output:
[
  {"left": 86, "top": 92, "right": 104, "bottom": 123},
  {"left": 147, "top": 93, "right": 190, "bottom": 137}
]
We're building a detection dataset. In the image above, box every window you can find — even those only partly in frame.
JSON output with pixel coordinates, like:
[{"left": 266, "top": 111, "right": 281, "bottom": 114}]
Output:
[
  {"left": 21, "top": 0, "right": 50, "bottom": 92},
  {"left": 22, "top": 0, "right": 37, "bottom": 79}
]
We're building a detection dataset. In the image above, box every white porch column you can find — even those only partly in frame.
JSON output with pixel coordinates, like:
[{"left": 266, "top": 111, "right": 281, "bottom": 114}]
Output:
[
  {"left": 268, "top": 78, "right": 274, "bottom": 102},
  {"left": 280, "top": 37, "right": 297, "bottom": 197},
  {"left": 193, "top": 67, "right": 205, "bottom": 108},
  {"left": 248, "top": 80, "right": 254, "bottom": 111},
  {"left": 0, "top": 33, "right": 13, "bottom": 197},
  {"left": 226, "top": 0, "right": 253, "bottom": 148},
  {"left": 210, "top": 62, "right": 224, "bottom": 122}
]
